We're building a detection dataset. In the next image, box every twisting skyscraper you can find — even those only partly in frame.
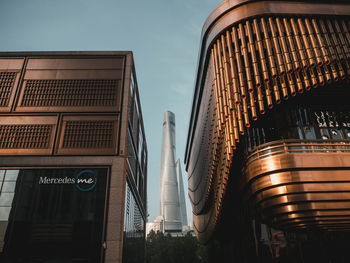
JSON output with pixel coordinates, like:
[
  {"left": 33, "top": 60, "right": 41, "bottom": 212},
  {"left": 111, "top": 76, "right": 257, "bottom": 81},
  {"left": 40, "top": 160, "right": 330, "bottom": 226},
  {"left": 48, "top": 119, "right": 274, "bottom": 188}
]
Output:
[
  {"left": 160, "top": 111, "right": 182, "bottom": 232},
  {"left": 146, "top": 111, "right": 189, "bottom": 235}
]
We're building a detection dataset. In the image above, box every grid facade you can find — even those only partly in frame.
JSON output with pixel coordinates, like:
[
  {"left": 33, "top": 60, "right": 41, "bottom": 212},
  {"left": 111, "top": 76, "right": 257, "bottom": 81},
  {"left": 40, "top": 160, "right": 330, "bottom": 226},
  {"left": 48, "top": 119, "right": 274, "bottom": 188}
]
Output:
[{"left": 0, "top": 52, "right": 147, "bottom": 263}]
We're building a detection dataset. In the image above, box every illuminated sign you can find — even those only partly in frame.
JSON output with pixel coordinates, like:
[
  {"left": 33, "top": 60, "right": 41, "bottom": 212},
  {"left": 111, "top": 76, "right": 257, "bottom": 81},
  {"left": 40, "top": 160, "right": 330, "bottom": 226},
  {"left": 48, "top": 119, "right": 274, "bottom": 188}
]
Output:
[
  {"left": 314, "top": 111, "right": 350, "bottom": 128},
  {"left": 38, "top": 169, "right": 97, "bottom": 191}
]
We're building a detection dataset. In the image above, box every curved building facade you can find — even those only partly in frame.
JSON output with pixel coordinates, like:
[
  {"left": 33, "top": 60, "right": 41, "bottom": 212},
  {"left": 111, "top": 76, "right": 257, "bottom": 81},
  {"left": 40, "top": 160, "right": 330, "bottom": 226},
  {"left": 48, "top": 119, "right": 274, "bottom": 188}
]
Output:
[{"left": 185, "top": 0, "right": 350, "bottom": 253}]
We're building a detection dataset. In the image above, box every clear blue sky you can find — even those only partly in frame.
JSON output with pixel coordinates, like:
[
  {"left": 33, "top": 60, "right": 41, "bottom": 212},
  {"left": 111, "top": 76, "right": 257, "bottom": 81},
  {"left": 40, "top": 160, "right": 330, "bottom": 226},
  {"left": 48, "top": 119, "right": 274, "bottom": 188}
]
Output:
[{"left": 0, "top": 0, "right": 222, "bottom": 223}]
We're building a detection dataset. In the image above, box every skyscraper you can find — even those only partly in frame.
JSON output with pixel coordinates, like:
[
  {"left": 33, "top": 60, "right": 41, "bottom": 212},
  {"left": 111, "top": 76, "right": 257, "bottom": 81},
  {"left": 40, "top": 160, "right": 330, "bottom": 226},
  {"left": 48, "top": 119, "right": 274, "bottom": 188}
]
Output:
[
  {"left": 185, "top": 0, "right": 350, "bottom": 261},
  {"left": 147, "top": 111, "right": 189, "bottom": 235},
  {"left": 160, "top": 111, "right": 182, "bottom": 232},
  {"left": 176, "top": 159, "right": 188, "bottom": 227}
]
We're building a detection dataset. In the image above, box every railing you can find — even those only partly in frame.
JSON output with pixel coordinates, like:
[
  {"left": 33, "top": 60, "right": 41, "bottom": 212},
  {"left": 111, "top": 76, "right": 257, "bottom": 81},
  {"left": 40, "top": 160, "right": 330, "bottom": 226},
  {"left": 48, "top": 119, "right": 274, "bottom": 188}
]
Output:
[{"left": 245, "top": 139, "right": 350, "bottom": 166}]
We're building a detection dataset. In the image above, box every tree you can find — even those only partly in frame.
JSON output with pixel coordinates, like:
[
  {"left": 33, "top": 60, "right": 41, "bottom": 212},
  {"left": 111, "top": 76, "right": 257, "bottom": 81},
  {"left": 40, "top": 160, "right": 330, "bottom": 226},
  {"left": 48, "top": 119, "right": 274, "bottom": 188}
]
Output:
[{"left": 146, "top": 231, "right": 201, "bottom": 263}]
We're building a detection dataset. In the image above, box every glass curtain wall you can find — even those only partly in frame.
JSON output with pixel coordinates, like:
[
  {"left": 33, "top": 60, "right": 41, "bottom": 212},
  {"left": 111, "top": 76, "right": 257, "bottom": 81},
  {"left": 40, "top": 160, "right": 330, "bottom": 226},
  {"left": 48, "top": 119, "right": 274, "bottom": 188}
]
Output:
[
  {"left": 243, "top": 105, "right": 350, "bottom": 153},
  {"left": 122, "top": 181, "right": 145, "bottom": 263},
  {"left": 0, "top": 168, "right": 108, "bottom": 263}
]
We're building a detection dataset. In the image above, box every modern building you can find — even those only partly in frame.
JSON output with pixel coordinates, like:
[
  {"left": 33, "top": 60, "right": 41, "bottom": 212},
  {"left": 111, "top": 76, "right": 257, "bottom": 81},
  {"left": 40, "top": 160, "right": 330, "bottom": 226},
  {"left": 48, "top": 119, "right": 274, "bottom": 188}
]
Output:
[
  {"left": 185, "top": 0, "right": 350, "bottom": 261},
  {"left": 176, "top": 159, "right": 188, "bottom": 228},
  {"left": 160, "top": 111, "right": 182, "bottom": 232},
  {"left": 160, "top": 111, "right": 187, "bottom": 233},
  {"left": 0, "top": 51, "right": 147, "bottom": 263},
  {"left": 146, "top": 215, "right": 165, "bottom": 235},
  {"left": 147, "top": 111, "right": 188, "bottom": 236}
]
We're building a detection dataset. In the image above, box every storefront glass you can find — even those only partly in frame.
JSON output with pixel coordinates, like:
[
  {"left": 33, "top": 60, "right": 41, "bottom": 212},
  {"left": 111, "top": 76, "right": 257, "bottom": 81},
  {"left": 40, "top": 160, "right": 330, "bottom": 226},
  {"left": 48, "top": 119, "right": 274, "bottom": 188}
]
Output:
[
  {"left": 122, "top": 181, "right": 145, "bottom": 263},
  {"left": 0, "top": 168, "right": 108, "bottom": 263}
]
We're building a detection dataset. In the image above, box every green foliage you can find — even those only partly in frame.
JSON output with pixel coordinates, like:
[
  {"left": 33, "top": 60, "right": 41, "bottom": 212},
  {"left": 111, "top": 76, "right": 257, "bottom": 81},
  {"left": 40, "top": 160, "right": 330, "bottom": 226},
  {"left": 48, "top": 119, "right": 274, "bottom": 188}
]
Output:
[
  {"left": 146, "top": 230, "right": 201, "bottom": 263},
  {"left": 196, "top": 239, "right": 236, "bottom": 263},
  {"left": 146, "top": 230, "right": 243, "bottom": 263}
]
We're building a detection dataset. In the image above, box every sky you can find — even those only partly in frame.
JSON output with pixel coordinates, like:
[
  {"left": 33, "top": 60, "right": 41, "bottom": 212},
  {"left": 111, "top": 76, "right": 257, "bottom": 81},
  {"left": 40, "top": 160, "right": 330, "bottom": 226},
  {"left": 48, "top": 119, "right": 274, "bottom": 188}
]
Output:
[{"left": 0, "top": 0, "right": 222, "bottom": 223}]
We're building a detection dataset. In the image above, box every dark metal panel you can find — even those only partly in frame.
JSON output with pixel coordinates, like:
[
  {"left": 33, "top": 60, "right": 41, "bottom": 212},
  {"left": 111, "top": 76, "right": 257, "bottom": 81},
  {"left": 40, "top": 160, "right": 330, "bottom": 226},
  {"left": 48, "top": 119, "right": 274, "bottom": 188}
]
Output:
[
  {"left": 16, "top": 79, "right": 122, "bottom": 113},
  {"left": 0, "top": 115, "right": 58, "bottom": 155},
  {"left": 15, "top": 57, "right": 124, "bottom": 113},
  {"left": 0, "top": 58, "right": 24, "bottom": 112},
  {"left": 55, "top": 115, "right": 119, "bottom": 155},
  {"left": 26, "top": 58, "right": 124, "bottom": 70}
]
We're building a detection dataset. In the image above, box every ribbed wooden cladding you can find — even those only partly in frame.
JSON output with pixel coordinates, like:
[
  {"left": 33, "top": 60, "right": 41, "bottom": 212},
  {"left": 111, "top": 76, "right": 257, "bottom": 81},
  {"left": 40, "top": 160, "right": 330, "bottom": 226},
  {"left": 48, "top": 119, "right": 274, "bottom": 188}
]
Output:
[
  {"left": 0, "top": 72, "right": 17, "bottom": 107},
  {"left": 212, "top": 17, "right": 349, "bottom": 143},
  {"left": 208, "top": 17, "right": 350, "bottom": 196},
  {"left": 191, "top": 16, "right": 350, "bottom": 236},
  {"left": 62, "top": 120, "right": 114, "bottom": 148},
  {"left": 21, "top": 79, "right": 119, "bottom": 107},
  {"left": 0, "top": 124, "right": 53, "bottom": 149}
]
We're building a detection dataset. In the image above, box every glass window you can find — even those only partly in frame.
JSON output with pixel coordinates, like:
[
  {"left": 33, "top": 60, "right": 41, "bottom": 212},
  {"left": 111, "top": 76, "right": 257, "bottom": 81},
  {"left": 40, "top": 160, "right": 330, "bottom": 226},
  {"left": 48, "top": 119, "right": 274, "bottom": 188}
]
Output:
[
  {"left": 303, "top": 126, "right": 316, "bottom": 139},
  {"left": 132, "top": 102, "right": 139, "bottom": 147},
  {"left": 244, "top": 104, "right": 350, "bottom": 152},
  {"left": 0, "top": 207, "right": 11, "bottom": 221},
  {"left": 1, "top": 182, "right": 16, "bottom": 193},
  {"left": 127, "top": 130, "right": 138, "bottom": 182},
  {"left": 4, "top": 170, "right": 18, "bottom": 181},
  {"left": 0, "top": 168, "right": 107, "bottom": 262},
  {"left": 138, "top": 129, "right": 143, "bottom": 163},
  {"left": 330, "top": 129, "right": 342, "bottom": 139},
  {"left": 0, "top": 193, "right": 14, "bottom": 206},
  {"left": 122, "top": 181, "right": 145, "bottom": 263},
  {"left": 128, "top": 75, "right": 135, "bottom": 127},
  {"left": 138, "top": 173, "right": 143, "bottom": 199},
  {"left": 345, "top": 129, "right": 350, "bottom": 139}
]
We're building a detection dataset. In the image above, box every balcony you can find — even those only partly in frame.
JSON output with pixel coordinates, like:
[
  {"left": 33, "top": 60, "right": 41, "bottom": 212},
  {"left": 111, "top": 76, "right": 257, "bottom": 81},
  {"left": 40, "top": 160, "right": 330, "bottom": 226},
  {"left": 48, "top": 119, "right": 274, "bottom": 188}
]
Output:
[{"left": 242, "top": 139, "right": 350, "bottom": 231}]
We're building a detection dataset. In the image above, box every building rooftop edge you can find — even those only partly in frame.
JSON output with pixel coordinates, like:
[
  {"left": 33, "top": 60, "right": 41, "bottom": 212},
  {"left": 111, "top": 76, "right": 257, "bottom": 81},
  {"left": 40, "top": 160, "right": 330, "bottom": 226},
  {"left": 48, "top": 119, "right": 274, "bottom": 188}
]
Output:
[{"left": 0, "top": 51, "right": 133, "bottom": 56}]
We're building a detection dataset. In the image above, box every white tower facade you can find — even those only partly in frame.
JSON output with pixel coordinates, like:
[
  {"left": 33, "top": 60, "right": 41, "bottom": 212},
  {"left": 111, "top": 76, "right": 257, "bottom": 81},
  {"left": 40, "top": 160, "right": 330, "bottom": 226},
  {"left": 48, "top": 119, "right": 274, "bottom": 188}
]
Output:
[
  {"left": 176, "top": 159, "right": 188, "bottom": 227},
  {"left": 160, "top": 111, "right": 182, "bottom": 232}
]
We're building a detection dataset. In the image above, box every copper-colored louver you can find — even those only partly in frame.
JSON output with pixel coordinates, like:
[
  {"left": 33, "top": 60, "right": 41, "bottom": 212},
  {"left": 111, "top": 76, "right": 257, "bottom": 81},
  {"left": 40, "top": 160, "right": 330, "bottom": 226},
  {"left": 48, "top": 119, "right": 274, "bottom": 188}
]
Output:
[
  {"left": 62, "top": 120, "right": 114, "bottom": 149},
  {"left": 204, "top": 16, "right": 350, "bottom": 226},
  {"left": 21, "top": 79, "right": 119, "bottom": 107},
  {"left": 0, "top": 72, "right": 17, "bottom": 107},
  {"left": 209, "top": 16, "right": 349, "bottom": 166},
  {"left": 0, "top": 124, "right": 53, "bottom": 149}
]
